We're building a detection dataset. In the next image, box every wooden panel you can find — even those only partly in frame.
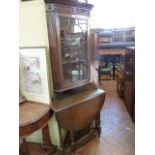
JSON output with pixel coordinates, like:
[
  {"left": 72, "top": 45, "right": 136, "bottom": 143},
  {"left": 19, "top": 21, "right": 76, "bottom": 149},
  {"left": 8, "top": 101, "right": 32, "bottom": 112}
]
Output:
[
  {"left": 56, "top": 95, "right": 104, "bottom": 131},
  {"left": 52, "top": 89, "right": 105, "bottom": 131},
  {"left": 46, "top": 12, "right": 63, "bottom": 89},
  {"left": 124, "top": 80, "right": 134, "bottom": 116}
]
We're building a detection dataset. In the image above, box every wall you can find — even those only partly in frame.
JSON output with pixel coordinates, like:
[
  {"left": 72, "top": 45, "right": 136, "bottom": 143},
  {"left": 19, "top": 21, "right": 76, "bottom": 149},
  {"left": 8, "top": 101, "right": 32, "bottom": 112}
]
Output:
[
  {"left": 19, "top": 0, "right": 48, "bottom": 47},
  {"left": 19, "top": 0, "right": 64, "bottom": 146},
  {"left": 89, "top": 0, "right": 135, "bottom": 29}
]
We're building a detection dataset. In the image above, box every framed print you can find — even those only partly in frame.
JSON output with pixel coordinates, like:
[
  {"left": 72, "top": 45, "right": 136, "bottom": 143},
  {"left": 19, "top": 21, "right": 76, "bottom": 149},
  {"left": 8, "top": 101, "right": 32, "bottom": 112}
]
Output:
[{"left": 19, "top": 47, "right": 51, "bottom": 104}]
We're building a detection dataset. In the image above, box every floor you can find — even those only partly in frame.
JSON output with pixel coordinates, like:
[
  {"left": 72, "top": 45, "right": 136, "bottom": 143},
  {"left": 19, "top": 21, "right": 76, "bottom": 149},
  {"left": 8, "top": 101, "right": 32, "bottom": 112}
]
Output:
[{"left": 26, "top": 80, "right": 135, "bottom": 155}]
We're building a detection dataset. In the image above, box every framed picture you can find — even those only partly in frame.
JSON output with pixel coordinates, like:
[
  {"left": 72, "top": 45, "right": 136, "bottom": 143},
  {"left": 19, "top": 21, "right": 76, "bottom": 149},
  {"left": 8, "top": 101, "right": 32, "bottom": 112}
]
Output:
[{"left": 19, "top": 47, "right": 51, "bottom": 104}]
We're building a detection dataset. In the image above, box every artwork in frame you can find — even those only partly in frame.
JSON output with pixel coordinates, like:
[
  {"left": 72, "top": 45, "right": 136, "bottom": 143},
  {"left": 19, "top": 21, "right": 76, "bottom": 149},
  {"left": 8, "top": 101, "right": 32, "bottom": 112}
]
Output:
[{"left": 19, "top": 47, "right": 51, "bottom": 105}]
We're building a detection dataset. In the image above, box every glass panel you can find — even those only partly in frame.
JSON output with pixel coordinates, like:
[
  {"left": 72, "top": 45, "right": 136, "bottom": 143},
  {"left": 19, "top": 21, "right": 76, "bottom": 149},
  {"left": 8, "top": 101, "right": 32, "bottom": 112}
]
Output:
[
  {"left": 59, "top": 16, "right": 88, "bottom": 83},
  {"left": 63, "top": 64, "right": 72, "bottom": 83}
]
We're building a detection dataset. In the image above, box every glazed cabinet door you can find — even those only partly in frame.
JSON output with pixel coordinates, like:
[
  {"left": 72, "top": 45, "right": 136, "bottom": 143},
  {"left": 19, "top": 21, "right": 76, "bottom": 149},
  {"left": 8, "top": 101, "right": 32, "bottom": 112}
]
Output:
[
  {"left": 59, "top": 16, "right": 90, "bottom": 86},
  {"left": 46, "top": 10, "right": 90, "bottom": 92}
]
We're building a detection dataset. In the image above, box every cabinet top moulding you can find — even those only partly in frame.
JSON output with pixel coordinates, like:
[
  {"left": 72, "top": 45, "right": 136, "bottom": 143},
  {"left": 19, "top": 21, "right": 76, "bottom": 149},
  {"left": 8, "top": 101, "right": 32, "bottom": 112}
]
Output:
[{"left": 44, "top": 0, "right": 93, "bottom": 10}]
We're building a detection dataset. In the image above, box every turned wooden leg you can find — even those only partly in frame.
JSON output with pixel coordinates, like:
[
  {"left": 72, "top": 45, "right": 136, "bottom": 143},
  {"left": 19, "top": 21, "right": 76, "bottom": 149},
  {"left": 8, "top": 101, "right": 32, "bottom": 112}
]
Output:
[
  {"left": 113, "top": 62, "right": 116, "bottom": 80},
  {"left": 95, "top": 115, "right": 101, "bottom": 137},
  {"left": 98, "top": 67, "right": 101, "bottom": 81},
  {"left": 19, "top": 138, "right": 29, "bottom": 155},
  {"left": 42, "top": 124, "right": 57, "bottom": 154},
  {"left": 70, "top": 131, "right": 76, "bottom": 153},
  {"left": 70, "top": 131, "right": 75, "bottom": 146},
  {"left": 57, "top": 124, "right": 64, "bottom": 155},
  {"left": 42, "top": 124, "right": 52, "bottom": 148},
  {"left": 90, "top": 123, "right": 94, "bottom": 134}
]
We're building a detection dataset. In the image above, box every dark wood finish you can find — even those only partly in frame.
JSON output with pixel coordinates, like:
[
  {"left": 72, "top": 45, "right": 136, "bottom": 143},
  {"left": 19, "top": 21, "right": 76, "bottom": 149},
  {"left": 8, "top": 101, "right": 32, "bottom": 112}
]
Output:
[
  {"left": 45, "top": 0, "right": 93, "bottom": 10},
  {"left": 53, "top": 92, "right": 104, "bottom": 131},
  {"left": 51, "top": 88, "right": 106, "bottom": 152},
  {"left": 19, "top": 101, "right": 56, "bottom": 154},
  {"left": 42, "top": 125, "right": 53, "bottom": 148},
  {"left": 117, "top": 69, "right": 125, "bottom": 97},
  {"left": 19, "top": 102, "right": 52, "bottom": 136},
  {"left": 123, "top": 47, "right": 135, "bottom": 120},
  {"left": 45, "top": 1, "right": 93, "bottom": 92},
  {"left": 95, "top": 114, "right": 101, "bottom": 136},
  {"left": 45, "top": 1, "right": 106, "bottom": 153},
  {"left": 64, "top": 128, "right": 98, "bottom": 153},
  {"left": 116, "top": 46, "right": 135, "bottom": 120},
  {"left": 19, "top": 138, "right": 29, "bottom": 155},
  {"left": 124, "top": 80, "right": 135, "bottom": 117}
]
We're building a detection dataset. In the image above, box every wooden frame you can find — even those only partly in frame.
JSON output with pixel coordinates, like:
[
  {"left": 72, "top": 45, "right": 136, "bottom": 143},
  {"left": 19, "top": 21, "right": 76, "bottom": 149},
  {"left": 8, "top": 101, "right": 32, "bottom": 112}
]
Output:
[{"left": 19, "top": 47, "right": 51, "bottom": 104}]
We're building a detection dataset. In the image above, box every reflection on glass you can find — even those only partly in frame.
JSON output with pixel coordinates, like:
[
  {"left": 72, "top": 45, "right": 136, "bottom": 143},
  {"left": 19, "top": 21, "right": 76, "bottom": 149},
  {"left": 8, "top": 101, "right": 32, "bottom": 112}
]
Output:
[{"left": 59, "top": 16, "right": 88, "bottom": 83}]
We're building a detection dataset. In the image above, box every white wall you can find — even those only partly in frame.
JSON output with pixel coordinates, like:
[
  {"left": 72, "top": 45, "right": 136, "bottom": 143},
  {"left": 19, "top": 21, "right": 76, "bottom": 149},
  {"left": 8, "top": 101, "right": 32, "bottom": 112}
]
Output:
[
  {"left": 89, "top": 0, "right": 135, "bottom": 29},
  {"left": 19, "top": 0, "right": 49, "bottom": 47}
]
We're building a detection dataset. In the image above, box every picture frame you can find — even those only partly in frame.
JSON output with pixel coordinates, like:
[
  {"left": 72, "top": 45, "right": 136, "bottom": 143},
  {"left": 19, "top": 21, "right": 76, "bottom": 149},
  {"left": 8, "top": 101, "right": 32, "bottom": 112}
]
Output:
[{"left": 19, "top": 47, "right": 51, "bottom": 104}]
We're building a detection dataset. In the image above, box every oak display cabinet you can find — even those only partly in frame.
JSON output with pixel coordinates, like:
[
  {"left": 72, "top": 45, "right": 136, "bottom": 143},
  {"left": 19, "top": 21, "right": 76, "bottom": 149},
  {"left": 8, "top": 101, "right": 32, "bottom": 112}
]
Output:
[
  {"left": 44, "top": 2, "right": 106, "bottom": 152},
  {"left": 45, "top": 0, "right": 93, "bottom": 92}
]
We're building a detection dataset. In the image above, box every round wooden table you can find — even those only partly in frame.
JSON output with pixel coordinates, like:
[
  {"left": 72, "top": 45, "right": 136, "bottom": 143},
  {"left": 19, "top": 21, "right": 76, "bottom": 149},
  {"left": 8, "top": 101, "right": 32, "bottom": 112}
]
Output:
[{"left": 19, "top": 101, "right": 56, "bottom": 155}]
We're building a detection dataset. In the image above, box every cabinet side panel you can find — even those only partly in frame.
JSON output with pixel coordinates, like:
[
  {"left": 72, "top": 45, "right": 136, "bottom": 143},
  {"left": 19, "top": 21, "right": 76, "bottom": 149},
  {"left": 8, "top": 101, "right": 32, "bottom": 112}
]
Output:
[{"left": 46, "top": 12, "right": 62, "bottom": 89}]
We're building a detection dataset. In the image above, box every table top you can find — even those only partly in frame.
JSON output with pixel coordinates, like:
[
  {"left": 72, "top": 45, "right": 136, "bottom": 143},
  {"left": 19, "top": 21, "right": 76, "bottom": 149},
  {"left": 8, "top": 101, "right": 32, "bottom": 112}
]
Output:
[
  {"left": 19, "top": 101, "right": 56, "bottom": 153},
  {"left": 52, "top": 88, "right": 105, "bottom": 112},
  {"left": 19, "top": 101, "right": 51, "bottom": 127}
]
